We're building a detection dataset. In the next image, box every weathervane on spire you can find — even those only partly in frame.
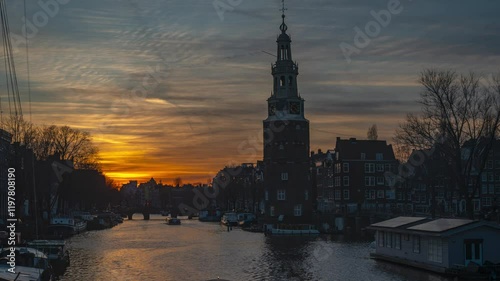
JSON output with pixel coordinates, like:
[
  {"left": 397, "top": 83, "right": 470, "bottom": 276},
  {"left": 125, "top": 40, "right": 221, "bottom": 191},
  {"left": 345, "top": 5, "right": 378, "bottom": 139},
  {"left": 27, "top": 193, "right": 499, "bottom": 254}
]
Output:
[
  {"left": 280, "top": 0, "right": 287, "bottom": 16},
  {"left": 279, "top": 0, "right": 288, "bottom": 33}
]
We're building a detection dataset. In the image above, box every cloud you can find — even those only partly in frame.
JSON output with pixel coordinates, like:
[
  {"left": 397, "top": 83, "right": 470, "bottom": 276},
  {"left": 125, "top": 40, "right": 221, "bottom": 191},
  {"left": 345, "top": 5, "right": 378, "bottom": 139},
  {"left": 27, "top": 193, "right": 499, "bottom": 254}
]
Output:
[{"left": 1, "top": 0, "right": 499, "bottom": 184}]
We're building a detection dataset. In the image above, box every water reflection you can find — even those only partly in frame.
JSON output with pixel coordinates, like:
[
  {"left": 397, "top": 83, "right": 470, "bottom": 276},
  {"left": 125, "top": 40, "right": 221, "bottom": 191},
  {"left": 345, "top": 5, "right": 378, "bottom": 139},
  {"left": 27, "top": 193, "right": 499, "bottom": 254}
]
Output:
[{"left": 60, "top": 215, "right": 454, "bottom": 281}]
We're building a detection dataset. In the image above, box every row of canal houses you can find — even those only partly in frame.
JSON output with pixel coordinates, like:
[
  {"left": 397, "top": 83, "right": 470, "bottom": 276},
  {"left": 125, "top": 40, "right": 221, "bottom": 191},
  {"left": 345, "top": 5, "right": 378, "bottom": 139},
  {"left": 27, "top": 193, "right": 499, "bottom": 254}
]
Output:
[
  {"left": 211, "top": 136, "right": 500, "bottom": 222},
  {"left": 0, "top": 128, "right": 119, "bottom": 238}
]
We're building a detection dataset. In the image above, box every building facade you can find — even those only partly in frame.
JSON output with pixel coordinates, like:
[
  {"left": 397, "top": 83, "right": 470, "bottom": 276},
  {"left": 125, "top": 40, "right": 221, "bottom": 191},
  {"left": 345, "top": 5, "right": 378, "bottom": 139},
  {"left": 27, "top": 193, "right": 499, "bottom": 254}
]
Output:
[
  {"left": 262, "top": 12, "right": 312, "bottom": 224},
  {"left": 332, "top": 137, "right": 399, "bottom": 214}
]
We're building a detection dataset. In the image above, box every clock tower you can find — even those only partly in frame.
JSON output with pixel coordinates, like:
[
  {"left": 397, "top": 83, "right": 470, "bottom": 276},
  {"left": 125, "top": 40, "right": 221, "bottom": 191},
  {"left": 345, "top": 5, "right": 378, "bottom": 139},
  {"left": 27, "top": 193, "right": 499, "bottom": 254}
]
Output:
[{"left": 263, "top": 4, "right": 312, "bottom": 224}]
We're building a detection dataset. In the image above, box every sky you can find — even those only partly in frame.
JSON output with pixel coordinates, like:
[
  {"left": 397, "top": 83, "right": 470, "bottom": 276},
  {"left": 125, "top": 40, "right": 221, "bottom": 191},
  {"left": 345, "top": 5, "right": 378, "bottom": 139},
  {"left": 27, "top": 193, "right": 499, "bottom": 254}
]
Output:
[{"left": 1, "top": 0, "right": 499, "bottom": 185}]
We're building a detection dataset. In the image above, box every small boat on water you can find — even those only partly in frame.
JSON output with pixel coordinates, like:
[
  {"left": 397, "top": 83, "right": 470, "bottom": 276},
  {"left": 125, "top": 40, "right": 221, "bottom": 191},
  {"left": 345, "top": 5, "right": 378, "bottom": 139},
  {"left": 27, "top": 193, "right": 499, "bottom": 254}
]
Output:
[
  {"left": 48, "top": 217, "right": 87, "bottom": 237},
  {"left": 27, "top": 240, "right": 69, "bottom": 275},
  {"left": 166, "top": 217, "right": 181, "bottom": 225},
  {"left": 268, "top": 224, "right": 320, "bottom": 236},
  {"left": 221, "top": 213, "right": 238, "bottom": 226}
]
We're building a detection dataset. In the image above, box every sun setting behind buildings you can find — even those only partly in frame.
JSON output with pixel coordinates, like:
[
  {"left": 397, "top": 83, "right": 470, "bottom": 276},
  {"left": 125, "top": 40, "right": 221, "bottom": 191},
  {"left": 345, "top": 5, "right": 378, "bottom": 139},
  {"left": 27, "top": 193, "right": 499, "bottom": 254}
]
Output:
[
  {"left": 4, "top": 0, "right": 492, "bottom": 186},
  {"left": 1, "top": 0, "right": 500, "bottom": 280}
]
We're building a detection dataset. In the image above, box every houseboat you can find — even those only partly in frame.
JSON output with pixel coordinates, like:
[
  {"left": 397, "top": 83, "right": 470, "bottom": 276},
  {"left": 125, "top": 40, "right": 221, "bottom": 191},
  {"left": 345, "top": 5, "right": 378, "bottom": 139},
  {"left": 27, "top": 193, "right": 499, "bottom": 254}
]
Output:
[
  {"left": 268, "top": 224, "right": 320, "bottom": 236},
  {"left": 368, "top": 216, "right": 500, "bottom": 278},
  {"left": 48, "top": 217, "right": 87, "bottom": 237},
  {"left": 221, "top": 212, "right": 238, "bottom": 226},
  {"left": 27, "top": 240, "right": 70, "bottom": 275}
]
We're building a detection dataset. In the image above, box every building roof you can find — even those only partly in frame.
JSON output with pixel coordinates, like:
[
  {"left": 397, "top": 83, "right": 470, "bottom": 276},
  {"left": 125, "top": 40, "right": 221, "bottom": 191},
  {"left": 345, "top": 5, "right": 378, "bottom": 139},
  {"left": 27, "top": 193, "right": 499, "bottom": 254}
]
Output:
[
  {"left": 407, "top": 218, "right": 474, "bottom": 233},
  {"left": 370, "top": 216, "right": 500, "bottom": 237},
  {"left": 370, "top": 216, "right": 427, "bottom": 228},
  {"left": 335, "top": 137, "right": 396, "bottom": 160}
]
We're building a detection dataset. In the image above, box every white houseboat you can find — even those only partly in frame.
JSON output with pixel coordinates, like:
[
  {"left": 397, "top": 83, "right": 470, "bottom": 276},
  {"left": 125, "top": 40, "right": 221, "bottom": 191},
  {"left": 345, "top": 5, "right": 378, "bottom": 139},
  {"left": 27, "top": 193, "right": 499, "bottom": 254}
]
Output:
[
  {"left": 369, "top": 216, "right": 500, "bottom": 278},
  {"left": 48, "top": 217, "right": 87, "bottom": 237}
]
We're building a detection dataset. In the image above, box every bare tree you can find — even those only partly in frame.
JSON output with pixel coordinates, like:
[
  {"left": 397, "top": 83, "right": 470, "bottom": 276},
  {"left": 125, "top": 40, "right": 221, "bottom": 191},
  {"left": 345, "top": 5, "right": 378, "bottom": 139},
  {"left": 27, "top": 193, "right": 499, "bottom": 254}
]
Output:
[
  {"left": 30, "top": 125, "right": 100, "bottom": 170},
  {"left": 367, "top": 124, "right": 378, "bottom": 140},
  {"left": 394, "top": 69, "right": 500, "bottom": 218},
  {"left": 1, "top": 116, "right": 37, "bottom": 147}
]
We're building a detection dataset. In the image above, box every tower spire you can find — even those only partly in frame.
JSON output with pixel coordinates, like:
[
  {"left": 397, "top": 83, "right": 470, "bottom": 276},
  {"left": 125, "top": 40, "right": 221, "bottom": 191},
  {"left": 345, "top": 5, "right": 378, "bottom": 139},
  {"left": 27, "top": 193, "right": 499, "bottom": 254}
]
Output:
[{"left": 280, "top": 0, "right": 288, "bottom": 33}]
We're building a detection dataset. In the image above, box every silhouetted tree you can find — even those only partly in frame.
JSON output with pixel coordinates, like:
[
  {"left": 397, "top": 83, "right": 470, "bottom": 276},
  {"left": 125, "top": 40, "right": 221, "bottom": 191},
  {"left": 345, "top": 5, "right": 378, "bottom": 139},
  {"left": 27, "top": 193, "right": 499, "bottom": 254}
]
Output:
[
  {"left": 32, "top": 125, "right": 100, "bottom": 170},
  {"left": 1, "top": 116, "right": 37, "bottom": 146},
  {"left": 367, "top": 124, "right": 378, "bottom": 140},
  {"left": 394, "top": 69, "right": 500, "bottom": 218}
]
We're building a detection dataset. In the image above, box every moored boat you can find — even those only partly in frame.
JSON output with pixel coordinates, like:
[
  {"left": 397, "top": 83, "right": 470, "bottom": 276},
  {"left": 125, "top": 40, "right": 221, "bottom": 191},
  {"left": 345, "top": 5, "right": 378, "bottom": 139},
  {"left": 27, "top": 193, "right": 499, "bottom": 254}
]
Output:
[
  {"left": 0, "top": 247, "right": 53, "bottom": 281},
  {"left": 0, "top": 264, "right": 43, "bottom": 281},
  {"left": 237, "top": 213, "right": 256, "bottom": 226},
  {"left": 268, "top": 224, "right": 320, "bottom": 235},
  {"left": 48, "top": 217, "right": 87, "bottom": 237},
  {"left": 27, "top": 240, "right": 69, "bottom": 275},
  {"left": 221, "top": 213, "right": 238, "bottom": 226}
]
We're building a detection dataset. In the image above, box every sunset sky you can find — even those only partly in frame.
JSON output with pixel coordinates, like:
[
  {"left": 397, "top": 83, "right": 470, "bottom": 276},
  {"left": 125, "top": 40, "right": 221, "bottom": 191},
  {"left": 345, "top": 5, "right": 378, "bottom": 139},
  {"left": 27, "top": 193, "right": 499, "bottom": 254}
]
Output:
[{"left": 1, "top": 0, "right": 499, "bottom": 185}]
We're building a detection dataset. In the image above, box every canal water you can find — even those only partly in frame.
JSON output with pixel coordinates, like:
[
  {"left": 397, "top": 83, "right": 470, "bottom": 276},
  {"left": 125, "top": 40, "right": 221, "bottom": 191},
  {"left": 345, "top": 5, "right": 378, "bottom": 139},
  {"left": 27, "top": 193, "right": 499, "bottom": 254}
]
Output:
[{"left": 60, "top": 214, "right": 453, "bottom": 281}]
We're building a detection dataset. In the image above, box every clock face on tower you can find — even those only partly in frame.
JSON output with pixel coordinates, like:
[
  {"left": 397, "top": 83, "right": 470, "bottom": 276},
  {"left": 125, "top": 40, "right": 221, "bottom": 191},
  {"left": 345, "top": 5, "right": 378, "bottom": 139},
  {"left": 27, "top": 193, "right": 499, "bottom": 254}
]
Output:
[
  {"left": 269, "top": 104, "right": 276, "bottom": 115},
  {"left": 289, "top": 102, "right": 300, "bottom": 114}
]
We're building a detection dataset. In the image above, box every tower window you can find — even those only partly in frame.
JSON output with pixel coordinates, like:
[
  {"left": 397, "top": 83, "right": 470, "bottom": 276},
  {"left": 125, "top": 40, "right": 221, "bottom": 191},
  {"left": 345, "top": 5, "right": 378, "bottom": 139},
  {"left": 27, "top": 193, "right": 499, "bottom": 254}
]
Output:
[
  {"left": 289, "top": 76, "right": 293, "bottom": 86},
  {"left": 280, "top": 76, "right": 285, "bottom": 87}
]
